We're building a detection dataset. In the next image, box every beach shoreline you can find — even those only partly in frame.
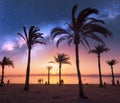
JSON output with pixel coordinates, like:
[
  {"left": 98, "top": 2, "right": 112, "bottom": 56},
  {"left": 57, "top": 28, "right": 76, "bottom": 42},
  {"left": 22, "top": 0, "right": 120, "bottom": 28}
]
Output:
[{"left": 0, "top": 84, "right": 120, "bottom": 103}]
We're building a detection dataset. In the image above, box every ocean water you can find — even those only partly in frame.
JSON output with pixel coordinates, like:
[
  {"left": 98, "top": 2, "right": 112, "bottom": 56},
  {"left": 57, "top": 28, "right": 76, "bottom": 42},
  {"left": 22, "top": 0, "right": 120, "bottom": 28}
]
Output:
[{"left": 3, "top": 75, "right": 120, "bottom": 85}]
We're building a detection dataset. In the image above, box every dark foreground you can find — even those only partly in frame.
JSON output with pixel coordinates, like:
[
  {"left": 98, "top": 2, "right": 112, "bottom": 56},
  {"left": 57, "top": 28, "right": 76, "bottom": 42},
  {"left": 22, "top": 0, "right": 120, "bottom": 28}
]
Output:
[{"left": 0, "top": 84, "right": 120, "bottom": 103}]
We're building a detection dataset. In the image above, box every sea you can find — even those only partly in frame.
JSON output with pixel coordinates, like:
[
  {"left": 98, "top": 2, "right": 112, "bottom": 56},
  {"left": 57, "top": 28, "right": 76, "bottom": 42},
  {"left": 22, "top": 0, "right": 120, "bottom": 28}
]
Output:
[{"left": 3, "top": 75, "right": 120, "bottom": 85}]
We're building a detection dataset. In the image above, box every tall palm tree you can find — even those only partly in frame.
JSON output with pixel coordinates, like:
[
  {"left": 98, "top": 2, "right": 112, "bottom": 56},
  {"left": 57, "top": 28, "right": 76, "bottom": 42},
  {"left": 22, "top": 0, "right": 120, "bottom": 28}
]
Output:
[
  {"left": 51, "top": 5, "right": 112, "bottom": 98},
  {"left": 0, "top": 56, "right": 14, "bottom": 87},
  {"left": 89, "top": 45, "right": 109, "bottom": 87},
  {"left": 54, "top": 53, "right": 71, "bottom": 86},
  {"left": 17, "top": 25, "right": 46, "bottom": 90},
  {"left": 106, "top": 59, "right": 119, "bottom": 86},
  {"left": 47, "top": 66, "right": 52, "bottom": 85}
]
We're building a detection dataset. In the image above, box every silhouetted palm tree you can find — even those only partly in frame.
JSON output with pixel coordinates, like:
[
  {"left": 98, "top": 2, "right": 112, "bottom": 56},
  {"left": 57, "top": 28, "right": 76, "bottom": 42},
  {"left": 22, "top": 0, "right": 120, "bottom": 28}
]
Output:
[
  {"left": 54, "top": 53, "right": 71, "bottom": 86},
  {"left": 51, "top": 5, "right": 112, "bottom": 98},
  {"left": 47, "top": 66, "right": 52, "bottom": 85},
  {"left": 0, "top": 56, "right": 14, "bottom": 87},
  {"left": 17, "top": 25, "right": 46, "bottom": 90},
  {"left": 106, "top": 59, "right": 119, "bottom": 86},
  {"left": 89, "top": 45, "right": 109, "bottom": 87}
]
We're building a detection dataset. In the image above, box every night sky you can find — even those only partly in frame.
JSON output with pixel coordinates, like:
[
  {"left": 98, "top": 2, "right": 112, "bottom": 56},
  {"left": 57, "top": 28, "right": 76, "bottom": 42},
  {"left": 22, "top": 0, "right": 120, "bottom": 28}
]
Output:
[{"left": 0, "top": 0, "right": 120, "bottom": 75}]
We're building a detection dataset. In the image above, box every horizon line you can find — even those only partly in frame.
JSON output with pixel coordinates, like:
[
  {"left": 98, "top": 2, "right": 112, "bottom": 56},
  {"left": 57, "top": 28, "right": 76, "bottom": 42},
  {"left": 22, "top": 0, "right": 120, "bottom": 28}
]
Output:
[{"left": 3, "top": 73, "right": 120, "bottom": 77}]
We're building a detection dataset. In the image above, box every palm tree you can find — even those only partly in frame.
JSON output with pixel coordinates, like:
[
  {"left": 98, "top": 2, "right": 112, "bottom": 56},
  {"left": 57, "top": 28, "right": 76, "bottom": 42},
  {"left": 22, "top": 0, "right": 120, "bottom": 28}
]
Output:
[
  {"left": 0, "top": 56, "right": 14, "bottom": 87},
  {"left": 51, "top": 5, "right": 112, "bottom": 98},
  {"left": 17, "top": 25, "right": 46, "bottom": 90},
  {"left": 89, "top": 45, "right": 110, "bottom": 87},
  {"left": 106, "top": 59, "right": 119, "bottom": 86},
  {"left": 47, "top": 66, "right": 52, "bottom": 85},
  {"left": 54, "top": 53, "right": 71, "bottom": 86}
]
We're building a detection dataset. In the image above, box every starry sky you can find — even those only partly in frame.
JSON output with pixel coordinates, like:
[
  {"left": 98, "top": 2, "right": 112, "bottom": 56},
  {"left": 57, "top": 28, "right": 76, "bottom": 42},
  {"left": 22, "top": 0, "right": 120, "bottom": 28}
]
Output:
[{"left": 0, "top": 0, "right": 120, "bottom": 76}]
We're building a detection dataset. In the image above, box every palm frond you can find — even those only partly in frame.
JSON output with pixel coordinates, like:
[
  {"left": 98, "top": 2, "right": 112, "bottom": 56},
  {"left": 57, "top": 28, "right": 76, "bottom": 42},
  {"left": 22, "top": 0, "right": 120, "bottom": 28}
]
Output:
[
  {"left": 18, "top": 26, "right": 45, "bottom": 49},
  {"left": 87, "top": 18, "right": 105, "bottom": 24},
  {"left": 2, "top": 56, "right": 14, "bottom": 68},
  {"left": 54, "top": 56, "right": 59, "bottom": 63},
  {"left": 106, "top": 59, "right": 119, "bottom": 66},
  {"left": 77, "top": 8, "right": 98, "bottom": 28},
  {"left": 29, "top": 26, "right": 35, "bottom": 36},
  {"left": 72, "top": 4, "right": 77, "bottom": 26},
  {"left": 84, "top": 24, "right": 112, "bottom": 37},
  {"left": 32, "top": 33, "right": 44, "bottom": 42},
  {"left": 65, "top": 23, "right": 74, "bottom": 31},
  {"left": 87, "top": 33, "right": 105, "bottom": 44},
  {"left": 23, "top": 26, "right": 28, "bottom": 40},
  {"left": 67, "top": 38, "right": 74, "bottom": 46},
  {"left": 80, "top": 40, "right": 88, "bottom": 49},
  {"left": 89, "top": 45, "right": 110, "bottom": 54},
  {"left": 51, "top": 28, "right": 69, "bottom": 40},
  {"left": 88, "top": 49, "right": 97, "bottom": 54},
  {"left": 82, "top": 37, "right": 91, "bottom": 49},
  {"left": 54, "top": 53, "right": 71, "bottom": 65},
  {"left": 34, "top": 41, "right": 46, "bottom": 45},
  {"left": 48, "top": 61, "right": 55, "bottom": 63},
  {"left": 56, "top": 37, "right": 66, "bottom": 48},
  {"left": 17, "top": 33, "right": 27, "bottom": 42},
  {"left": 62, "top": 61, "right": 71, "bottom": 64},
  {"left": 96, "top": 45, "right": 110, "bottom": 53}
]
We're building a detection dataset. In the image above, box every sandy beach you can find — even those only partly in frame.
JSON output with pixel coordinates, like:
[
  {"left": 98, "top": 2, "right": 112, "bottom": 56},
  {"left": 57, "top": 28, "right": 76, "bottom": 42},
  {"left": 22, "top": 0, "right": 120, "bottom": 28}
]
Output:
[{"left": 0, "top": 84, "right": 120, "bottom": 103}]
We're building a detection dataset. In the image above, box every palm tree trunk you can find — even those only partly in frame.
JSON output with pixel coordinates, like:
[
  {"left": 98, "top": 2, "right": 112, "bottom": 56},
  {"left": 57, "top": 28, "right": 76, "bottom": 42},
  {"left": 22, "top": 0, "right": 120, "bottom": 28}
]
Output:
[
  {"left": 59, "top": 63, "right": 61, "bottom": 86},
  {"left": 24, "top": 48, "right": 31, "bottom": 90},
  {"left": 111, "top": 66, "right": 115, "bottom": 86},
  {"left": 75, "top": 43, "right": 86, "bottom": 98},
  {"left": 48, "top": 69, "right": 50, "bottom": 85},
  {"left": 98, "top": 54, "right": 103, "bottom": 87},
  {"left": 0, "top": 65, "right": 4, "bottom": 87}
]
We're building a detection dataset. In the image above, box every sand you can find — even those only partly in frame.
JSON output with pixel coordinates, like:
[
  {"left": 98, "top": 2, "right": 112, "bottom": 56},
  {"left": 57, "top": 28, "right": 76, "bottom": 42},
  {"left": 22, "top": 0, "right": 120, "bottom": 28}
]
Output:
[{"left": 0, "top": 84, "right": 120, "bottom": 103}]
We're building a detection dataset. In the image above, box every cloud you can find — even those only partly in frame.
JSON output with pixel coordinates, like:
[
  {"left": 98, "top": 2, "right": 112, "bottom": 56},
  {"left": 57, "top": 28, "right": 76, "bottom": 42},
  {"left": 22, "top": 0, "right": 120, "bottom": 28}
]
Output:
[
  {"left": 16, "top": 37, "right": 26, "bottom": 48},
  {"left": 1, "top": 41, "right": 16, "bottom": 51}
]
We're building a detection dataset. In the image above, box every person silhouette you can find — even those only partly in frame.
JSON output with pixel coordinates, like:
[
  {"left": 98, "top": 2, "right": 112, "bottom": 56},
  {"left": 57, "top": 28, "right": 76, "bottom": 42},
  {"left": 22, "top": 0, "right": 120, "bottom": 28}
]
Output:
[
  {"left": 7, "top": 80, "right": 10, "bottom": 85},
  {"left": 117, "top": 80, "right": 119, "bottom": 86}
]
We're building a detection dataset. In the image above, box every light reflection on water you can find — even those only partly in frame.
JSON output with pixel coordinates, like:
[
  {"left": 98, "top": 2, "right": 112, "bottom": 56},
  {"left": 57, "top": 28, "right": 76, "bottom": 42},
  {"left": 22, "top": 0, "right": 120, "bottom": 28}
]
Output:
[{"left": 4, "top": 75, "right": 120, "bottom": 84}]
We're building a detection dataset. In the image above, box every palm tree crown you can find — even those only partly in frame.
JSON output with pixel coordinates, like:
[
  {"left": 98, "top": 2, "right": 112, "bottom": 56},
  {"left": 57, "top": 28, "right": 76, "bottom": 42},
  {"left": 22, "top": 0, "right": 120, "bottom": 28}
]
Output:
[
  {"left": 54, "top": 53, "right": 71, "bottom": 65},
  {"left": 47, "top": 66, "right": 52, "bottom": 71},
  {"left": 17, "top": 25, "right": 46, "bottom": 49},
  {"left": 0, "top": 56, "right": 14, "bottom": 68},
  {"left": 106, "top": 59, "right": 119, "bottom": 66},
  {"left": 51, "top": 5, "right": 112, "bottom": 48},
  {"left": 89, "top": 45, "right": 110, "bottom": 55}
]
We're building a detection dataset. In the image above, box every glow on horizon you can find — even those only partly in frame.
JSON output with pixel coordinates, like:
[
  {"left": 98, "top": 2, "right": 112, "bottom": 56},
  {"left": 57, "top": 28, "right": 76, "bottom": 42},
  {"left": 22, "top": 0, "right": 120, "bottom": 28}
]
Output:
[{"left": 1, "top": 43, "right": 120, "bottom": 77}]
